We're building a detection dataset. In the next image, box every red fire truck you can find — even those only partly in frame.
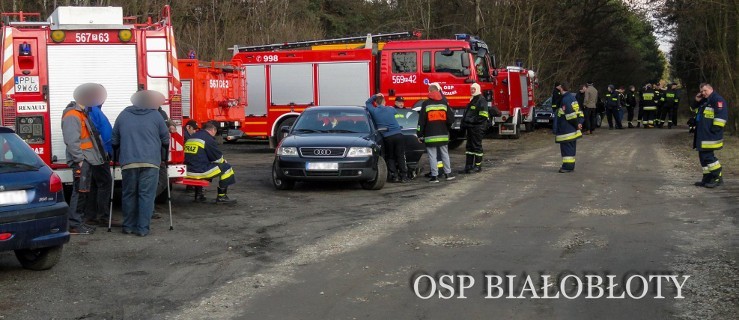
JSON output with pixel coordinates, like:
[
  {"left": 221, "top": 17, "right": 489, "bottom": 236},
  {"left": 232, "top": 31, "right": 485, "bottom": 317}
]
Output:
[
  {"left": 0, "top": 6, "right": 186, "bottom": 184},
  {"left": 178, "top": 59, "right": 246, "bottom": 142},
  {"left": 231, "top": 32, "right": 506, "bottom": 148},
  {"left": 492, "top": 65, "right": 537, "bottom": 138}
]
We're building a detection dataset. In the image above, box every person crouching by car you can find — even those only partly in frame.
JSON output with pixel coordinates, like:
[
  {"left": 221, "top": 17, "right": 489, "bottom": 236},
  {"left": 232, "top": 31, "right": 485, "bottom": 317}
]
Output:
[
  {"left": 185, "top": 121, "right": 236, "bottom": 203},
  {"left": 112, "top": 90, "right": 170, "bottom": 237},
  {"left": 365, "top": 93, "right": 408, "bottom": 183}
]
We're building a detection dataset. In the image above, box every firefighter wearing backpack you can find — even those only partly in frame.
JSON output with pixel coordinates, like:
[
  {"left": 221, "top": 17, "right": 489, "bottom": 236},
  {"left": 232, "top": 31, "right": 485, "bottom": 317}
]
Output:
[
  {"left": 185, "top": 121, "right": 236, "bottom": 203},
  {"left": 640, "top": 83, "right": 657, "bottom": 127},
  {"left": 692, "top": 83, "right": 728, "bottom": 188},
  {"left": 554, "top": 83, "right": 584, "bottom": 173},
  {"left": 460, "top": 83, "right": 492, "bottom": 173}
]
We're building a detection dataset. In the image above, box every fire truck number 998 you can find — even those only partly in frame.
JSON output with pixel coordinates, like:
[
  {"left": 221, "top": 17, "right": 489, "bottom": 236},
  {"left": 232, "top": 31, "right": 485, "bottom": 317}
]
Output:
[{"left": 74, "top": 33, "right": 110, "bottom": 43}]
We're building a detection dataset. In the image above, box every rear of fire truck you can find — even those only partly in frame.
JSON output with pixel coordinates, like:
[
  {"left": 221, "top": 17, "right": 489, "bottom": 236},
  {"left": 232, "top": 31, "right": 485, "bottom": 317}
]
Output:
[
  {"left": 178, "top": 59, "right": 247, "bottom": 143},
  {"left": 0, "top": 6, "right": 186, "bottom": 185}
]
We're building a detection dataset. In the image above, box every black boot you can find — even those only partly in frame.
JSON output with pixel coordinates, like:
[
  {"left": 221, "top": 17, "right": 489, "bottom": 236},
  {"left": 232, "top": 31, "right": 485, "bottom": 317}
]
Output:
[
  {"left": 194, "top": 187, "right": 206, "bottom": 203},
  {"left": 473, "top": 155, "right": 483, "bottom": 173},
  {"left": 459, "top": 166, "right": 473, "bottom": 174},
  {"left": 216, "top": 187, "right": 236, "bottom": 204},
  {"left": 704, "top": 176, "right": 724, "bottom": 188},
  {"left": 628, "top": 122, "right": 634, "bottom": 128},
  {"left": 459, "top": 154, "right": 474, "bottom": 174}
]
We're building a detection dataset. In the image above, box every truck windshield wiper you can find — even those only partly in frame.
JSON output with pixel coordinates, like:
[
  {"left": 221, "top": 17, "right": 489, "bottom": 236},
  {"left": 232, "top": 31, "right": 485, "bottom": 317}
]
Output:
[{"left": 0, "top": 162, "right": 40, "bottom": 171}]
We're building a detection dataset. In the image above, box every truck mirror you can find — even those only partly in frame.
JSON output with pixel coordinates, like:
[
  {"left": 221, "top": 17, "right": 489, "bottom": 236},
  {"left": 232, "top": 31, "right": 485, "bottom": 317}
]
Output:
[{"left": 461, "top": 54, "right": 470, "bottom": 68}]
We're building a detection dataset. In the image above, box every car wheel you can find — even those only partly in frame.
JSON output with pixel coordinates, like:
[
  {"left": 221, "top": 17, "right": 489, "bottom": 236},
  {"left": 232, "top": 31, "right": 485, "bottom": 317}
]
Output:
[
  {"left": 272, "top": 161, "right": 295, "bottom": 190},
  {"left": 361, "top": 156, "right": 387, "bottom": 190},
  {"left": 14, "top": 245, "right": 64, "bottom": 270}
]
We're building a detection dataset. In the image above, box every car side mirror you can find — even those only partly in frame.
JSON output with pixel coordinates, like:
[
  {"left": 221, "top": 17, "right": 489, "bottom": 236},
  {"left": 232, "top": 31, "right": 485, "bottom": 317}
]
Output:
[{"left": 281, "top": 126, "right": 291, "bottom": 133}]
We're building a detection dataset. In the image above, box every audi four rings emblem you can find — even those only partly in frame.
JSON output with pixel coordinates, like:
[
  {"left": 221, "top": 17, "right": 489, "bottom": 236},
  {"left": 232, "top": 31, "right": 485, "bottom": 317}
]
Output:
[{"left": 313, "top": 149, "right": 332, "bottom": 155}]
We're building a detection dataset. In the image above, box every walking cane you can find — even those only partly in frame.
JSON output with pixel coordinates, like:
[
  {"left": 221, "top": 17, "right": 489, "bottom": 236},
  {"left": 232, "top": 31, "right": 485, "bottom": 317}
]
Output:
[
  {"left": 167, "top": 166, "right": 173, "bottom": 231},
  {"left": 107, "top": 156, "right": 116, "bottom": 232}
]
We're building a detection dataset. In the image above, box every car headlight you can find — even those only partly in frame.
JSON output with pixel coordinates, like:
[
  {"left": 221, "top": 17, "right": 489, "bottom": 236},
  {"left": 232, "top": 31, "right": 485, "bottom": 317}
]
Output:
[
  {"left": 346, "top": 147, "right": 373, "bottom": 157},
  {"left": 277, "top": 147, "right": 298, "bottom": 156}
]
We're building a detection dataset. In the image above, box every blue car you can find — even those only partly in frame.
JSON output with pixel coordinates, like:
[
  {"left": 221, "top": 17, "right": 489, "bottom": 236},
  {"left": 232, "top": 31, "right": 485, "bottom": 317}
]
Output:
[{"left": 0, "top": 127, "right": 69, "bottom": 270}]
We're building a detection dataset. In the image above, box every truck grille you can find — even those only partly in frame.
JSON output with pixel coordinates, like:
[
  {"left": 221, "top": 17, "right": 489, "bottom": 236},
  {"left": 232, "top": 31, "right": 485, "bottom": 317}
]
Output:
[{"left": 299, "top": 147, "right": 346, "bottom": 158}]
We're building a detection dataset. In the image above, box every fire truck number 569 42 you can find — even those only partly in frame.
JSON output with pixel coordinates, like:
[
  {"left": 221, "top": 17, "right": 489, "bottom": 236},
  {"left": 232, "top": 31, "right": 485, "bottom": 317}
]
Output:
[{"left": 75, "top": 32, "right": 110, "bottom": 43}]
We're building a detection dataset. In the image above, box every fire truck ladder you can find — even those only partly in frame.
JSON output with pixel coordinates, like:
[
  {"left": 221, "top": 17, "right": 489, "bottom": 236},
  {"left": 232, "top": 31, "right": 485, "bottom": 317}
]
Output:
[
  {"left": 139, "top": 6, "right": 177, "bottom": 103},
  {"left": 229, "top": 31, "right": 420, "bottom": 53}
]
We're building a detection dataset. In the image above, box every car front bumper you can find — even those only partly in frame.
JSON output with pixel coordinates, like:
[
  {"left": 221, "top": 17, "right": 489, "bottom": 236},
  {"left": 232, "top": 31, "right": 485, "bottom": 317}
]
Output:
[{"left": 275, "top": 156, "right": 378, "bottom": 181}]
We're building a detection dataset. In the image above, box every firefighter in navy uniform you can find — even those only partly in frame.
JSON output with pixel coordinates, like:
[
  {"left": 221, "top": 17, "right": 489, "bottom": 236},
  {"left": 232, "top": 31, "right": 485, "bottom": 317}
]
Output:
[
  {"left": 640, "top": 84, "right": 657, "bottom": 127},
  {"left": 661, "top": 83, "right": 680, "bottom": 129},
  {"left": 625, "top": 85, "right": 638, "bottom": 128},
  {"left": 653, "top": 83, "right": 665, "bottom": 128},
  {"left": 554, "top": 83, "right": 584, "bottom": 173},
  {"left": 692, "top": 83, "right": 729, "bottom": 188},
  {"left": 185, "top": 121, "right": 236, "bottom": 203},
  {"left": 604, "top": 85, "right": 623, "bottom": 129},
  {"left": 460, "top": 83, "right": 490, "bottom": 173}
]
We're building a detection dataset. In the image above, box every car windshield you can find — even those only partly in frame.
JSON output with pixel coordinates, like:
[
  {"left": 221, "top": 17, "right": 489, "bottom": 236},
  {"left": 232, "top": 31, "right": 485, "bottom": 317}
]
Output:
[
  {"left": 394, "top": 109, "right": 420, "bottom": 130},
  {"left": 535, "top": 97, "right": 552, "bottom": 111},
  {"left": 293, "top": 110, "right": 371, "bottom": 134},
  {"left": 0, "top": 132, "right": 44, "bottom": 174}
]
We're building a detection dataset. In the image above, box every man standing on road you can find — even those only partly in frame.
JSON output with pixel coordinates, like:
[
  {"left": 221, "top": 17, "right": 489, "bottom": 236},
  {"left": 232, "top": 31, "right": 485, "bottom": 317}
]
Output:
[
  {"left": 365, "top": 93, "right": 408, "bottom": 183},
  {"left": 640, "top": 83, "right": 658, "bottom": 128},
  {"left": 185, "top": 121, "right": 237, "bottom": 203},
  {"left": 61, "top": 84, "right": 108, "bottom": 235},
  {"left": 460, "top": 83, "right": 490, "bottom": 174},
  {"left": 604, "top": 85, "right": 623, "bottom": 130},
  {"left": 551, "top": 83, "right": 563, "bottom": 134},
  {"left": 418, "top": 84, "right": 455, "bottom": 182},
  {"left": 625, "top": 85, "right": 638, "bottom": 128},
  {"left": 82, "top": 84, "right": 116, "bottom": 228},
  {"left": 554, "top": 83, "right": 583, "bottom": 173},
  {"left": 583, "top": 81, "right": 598, "bottom": 134},
  {"left": 692, "top": 83, "right": 728, "bottom": 188},
  {"left": 112, "top": 90, "right": 170, "bottom": 236},
  {"left": 661, "top": 83, "right": 680, "bottom": 129}
]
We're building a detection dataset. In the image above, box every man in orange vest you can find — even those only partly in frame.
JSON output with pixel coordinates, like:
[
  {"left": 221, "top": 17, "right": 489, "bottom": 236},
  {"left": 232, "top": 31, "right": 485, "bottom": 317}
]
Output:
[{"left": 62, "top": 84, "right": 107, "bottom": 235}]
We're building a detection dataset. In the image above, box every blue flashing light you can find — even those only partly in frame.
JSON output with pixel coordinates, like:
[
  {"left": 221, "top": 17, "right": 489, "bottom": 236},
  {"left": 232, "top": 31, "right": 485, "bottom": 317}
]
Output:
[{"left": 19, "top": 42, "right": 32, "bottom": 56}]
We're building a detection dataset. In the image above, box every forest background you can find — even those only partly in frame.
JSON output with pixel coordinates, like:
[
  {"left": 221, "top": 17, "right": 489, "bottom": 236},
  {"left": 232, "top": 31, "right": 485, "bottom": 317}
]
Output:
[{"left": 2, "top": 0, "right": 735, "bottom": 134}]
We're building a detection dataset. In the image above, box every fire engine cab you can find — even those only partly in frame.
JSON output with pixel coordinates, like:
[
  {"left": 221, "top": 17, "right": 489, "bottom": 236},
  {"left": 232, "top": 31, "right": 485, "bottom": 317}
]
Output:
[
  {"left": 0, "top": 6, "right": 186, "bottom": 184},
  {"left": 230, "top": 32, "right": 500, "bottom": 149},
  {"left": 178, "top": 59, "right": 246, "bottom": 142}
]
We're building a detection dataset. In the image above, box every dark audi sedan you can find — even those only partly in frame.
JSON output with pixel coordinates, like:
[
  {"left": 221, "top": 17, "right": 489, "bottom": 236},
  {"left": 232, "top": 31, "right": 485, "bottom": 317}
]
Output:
[
  {"left": 272, "top": 106, "right": 424, "bottom": 190},
  {"left": 0, "top": 127, "right": 69, "bottom": 270}
]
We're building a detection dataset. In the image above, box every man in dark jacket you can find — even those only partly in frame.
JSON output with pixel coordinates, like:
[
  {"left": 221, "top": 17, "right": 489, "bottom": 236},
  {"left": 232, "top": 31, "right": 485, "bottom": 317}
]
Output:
[
  {"left": 460, "top": 83, "right": 490, "bottom": 173},
  {"left": 604, "top": 85, "right": 623, "bottom": 129},
  {"left": 185, "top": 121, "right": 236, "bottom": 203},
  {"left": 418, "top": 84, "right": 455, "bottom": 182},
  {"left": 625, "top": 85, "right": 638, "bottom": 128},
  {"left": 554, "top": 83, "right": 584, "bottom": 173},
  {"left": 112, "top": 90, "right": 170, "bottom": 236},
  {"left": 692, "top": 83, "right": 728, "bottom": 188},
  {"left": 551, "top": 83, "right": 563, "bottom": 134},
  {"left": 661, "top": 83, "right": 680, "bottom": 129},
  {"left": 366, "top": 93, "right": 408, "bottom": 183},
  {"left": 640, "top": 83, "right": 657, "bottom": 128}
]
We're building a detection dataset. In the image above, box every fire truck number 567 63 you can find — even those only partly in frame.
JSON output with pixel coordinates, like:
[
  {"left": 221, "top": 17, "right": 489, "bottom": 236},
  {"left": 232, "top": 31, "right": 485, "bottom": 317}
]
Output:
[{"left": 75, "top": 32, "right": 110, "bottom": 43}]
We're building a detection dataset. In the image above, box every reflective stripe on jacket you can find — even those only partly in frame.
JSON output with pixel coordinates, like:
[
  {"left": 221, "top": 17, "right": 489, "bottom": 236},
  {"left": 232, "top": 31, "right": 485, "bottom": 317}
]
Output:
[{"left": 555, "top": 92, "right": 583, "bottom": 143}]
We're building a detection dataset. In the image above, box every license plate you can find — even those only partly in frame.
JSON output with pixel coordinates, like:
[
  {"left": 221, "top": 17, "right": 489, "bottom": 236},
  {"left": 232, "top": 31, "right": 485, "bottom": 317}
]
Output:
[
  {"left": 14, "top": 76, "right": 39, "bottom": 93},
  {"left": 537, "top": 119, "right": 550, "bottom": 123},
  {"left": 306, "top": 162, "right": 339, "bottom": 171},
  {"left": 0, "top": 190, "right": 28, "bottom": 206}
]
